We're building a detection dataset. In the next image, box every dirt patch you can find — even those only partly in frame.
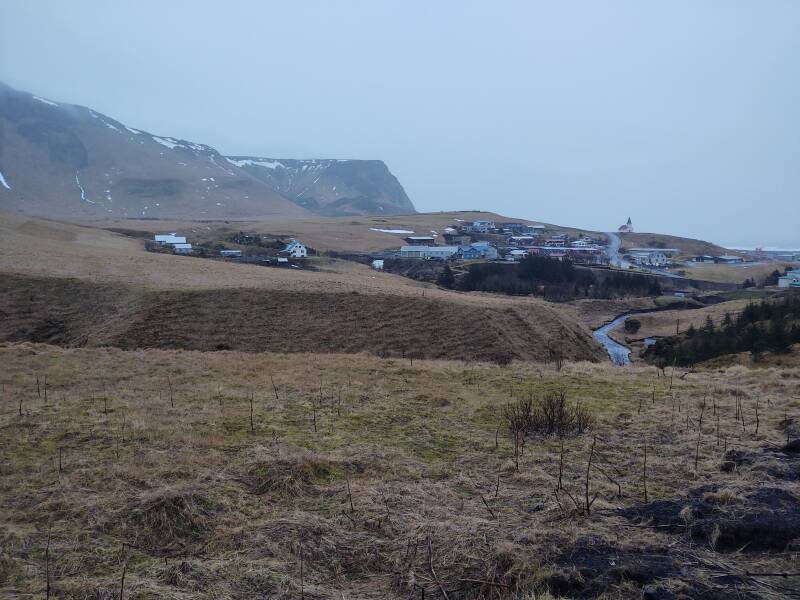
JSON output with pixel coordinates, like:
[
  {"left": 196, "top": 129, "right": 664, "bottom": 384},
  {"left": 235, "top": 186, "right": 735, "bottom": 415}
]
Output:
[
  {"left": 619, "top": 485, "right": 800, "bottom": 552},
  {"left": 548, "top": 538, "right": 677, "bottom": 597}
]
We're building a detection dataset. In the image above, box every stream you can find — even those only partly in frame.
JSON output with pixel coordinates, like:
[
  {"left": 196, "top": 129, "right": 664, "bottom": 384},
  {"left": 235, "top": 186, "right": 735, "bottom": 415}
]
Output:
[
  {"left": 593, "top": 305, "right": 685, "bottom": 365},
  {"left": 593, "top": 313, "right": 635, "bottom": 366}
]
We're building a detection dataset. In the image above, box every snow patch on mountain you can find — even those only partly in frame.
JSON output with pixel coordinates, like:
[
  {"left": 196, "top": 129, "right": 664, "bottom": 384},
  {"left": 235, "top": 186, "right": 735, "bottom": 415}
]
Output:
[
  {"left": 370, "top": 227, "right": 414, "bottom": 234},
  {"left": 227, "top": 157, "right": 285, "bottom": 169},
  {"left": 75, "top": 171, "right": 94, "bottom": 203},
  {"left": 0, "top": 169, "right": 11, "bottom": 190},
  {"left": 32, "top": 95, "right": 58, "bottom": 107},
  {"left": 152, "top": 136, "right": 181, "bottom": 150}
]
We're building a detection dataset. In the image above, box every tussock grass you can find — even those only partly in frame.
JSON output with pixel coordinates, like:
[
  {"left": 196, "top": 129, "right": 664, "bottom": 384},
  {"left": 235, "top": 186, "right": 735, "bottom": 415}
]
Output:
[
  {"left": 0, "top": 342, "right": 799, "bottom": 598},
  {"left": 107, "top": 488, "right": 218, "bottom": 554}
]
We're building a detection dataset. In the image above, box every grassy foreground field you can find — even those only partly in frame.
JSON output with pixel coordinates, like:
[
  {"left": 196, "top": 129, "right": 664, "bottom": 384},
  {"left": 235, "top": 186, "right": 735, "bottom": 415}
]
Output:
[{"left": 2, "top": 343, "right": 799, "bottom": 599}]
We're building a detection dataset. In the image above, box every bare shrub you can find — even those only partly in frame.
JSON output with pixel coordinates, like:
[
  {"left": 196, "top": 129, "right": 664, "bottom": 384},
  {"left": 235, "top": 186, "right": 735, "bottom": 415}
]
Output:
[
  {"left": 502, "top": 397, "right": 533, "bottom": 469},
  {"left": 530, "top": 392, "right": 595, "bottom": 437},
  {"left": 538, "top": 391, "right": 572, "bottom": 436},
  {"left": 502, "top": 392, "right": 594, "bottom": 469},
  {"left": 624, "top": 318, "right": 641, "bottom": 334},
  {"left": 573, "top": 401, "right": 596, "bottom": 434},
  {"left": 492, "top": 350, "right": 514, "bottom": 367}
]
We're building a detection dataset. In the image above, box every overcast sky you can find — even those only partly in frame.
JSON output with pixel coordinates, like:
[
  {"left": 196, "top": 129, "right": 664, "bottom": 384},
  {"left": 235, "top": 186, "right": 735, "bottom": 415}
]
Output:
[{"left": 1, "top": 1, "right": 798, "bottom": 247}]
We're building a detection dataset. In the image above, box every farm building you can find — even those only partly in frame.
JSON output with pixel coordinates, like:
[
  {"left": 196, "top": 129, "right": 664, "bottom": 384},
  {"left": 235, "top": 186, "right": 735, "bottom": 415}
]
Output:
[
  {"left": 543, "top": 237, "right": 566, "bottom": 247},
  {"left": 778, "top": 270, "right": 800, "bottom": 288},
  {"left": 715, "top": 255, "right": 744, "bottom": 264},
  {"left": 282, "top": 240, "right": 308, "bottom": 258},
  {"left": 400, "top": 246, "right": 459, "bottom": 259},
  {"left": 524, "top": 225, "right": 546, "bottom": 235},
  {"left": 443, "top": 232, "right": 471, "bottom": 245},
  {"left": 505, "top": 249, "right": 529, "bottom": 261},
  {"left": 154, "top": 234, "right": 187, "bottom": 245},
  {"left": 220, "top": 249, "right": 242, "bottom": 258},
  {"left": 404, "top": 236, "right": 437, "bottom": 246},
  {"left": 508, "top": 235, "right": 536, "bottom": 246},
  {"left": 629, "top": 251, "right": 667, "bottom": 267},
  {"left": 172, "top": 243, "right": 193, "bottom": 255}
]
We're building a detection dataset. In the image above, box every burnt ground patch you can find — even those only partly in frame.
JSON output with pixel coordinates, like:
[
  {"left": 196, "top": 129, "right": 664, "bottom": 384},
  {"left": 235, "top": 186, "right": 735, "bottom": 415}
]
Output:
[
  {"left": 618, "top": 485, "right": 800, "bottom": 552},
  {"left": 544, "top": 537, "right": 756, "bottom": 600}
]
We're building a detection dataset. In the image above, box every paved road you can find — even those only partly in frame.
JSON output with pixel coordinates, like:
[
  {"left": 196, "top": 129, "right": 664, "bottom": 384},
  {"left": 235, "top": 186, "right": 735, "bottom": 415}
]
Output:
[{"left": 604, "top": 232, "right": 632, "bottom": 269}]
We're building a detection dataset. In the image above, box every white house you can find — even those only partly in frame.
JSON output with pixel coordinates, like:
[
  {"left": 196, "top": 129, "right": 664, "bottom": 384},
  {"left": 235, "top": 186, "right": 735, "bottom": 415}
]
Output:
[
  {"left": 400, "top": 245, "right": 459, "bottom": 259},
  {"left": 283, "top": 239, "right": 308, "bottom": 258},
  {"left": 508, "top": 235, "right": 536, "bottom": 246},
  {"left": 371, "top": 259, "right": 385, "bottom": 270},
  {"left": 154, "top": 234, "right": 187, "bottom": 245},
  {"left": 524, "top": 225, "right": 546, "bottom": 236},
  {"left": 505, "top": 249, "right": 529, "bottom": 261},
  {"left": 778, "top": 270, "right": 800, "bottom": 288},
  {"left": 462, "top": 220, "right": 496, "bottom": 233},
  {"left": 628, "top": 250, "right": 668, "bottom": 267}
]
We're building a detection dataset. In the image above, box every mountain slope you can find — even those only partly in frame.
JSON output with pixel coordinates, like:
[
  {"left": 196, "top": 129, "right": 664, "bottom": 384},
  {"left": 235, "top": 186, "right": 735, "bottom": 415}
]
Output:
[
  {"left": 227, "top": 157, "right": 415, "bottom": 215},
  {"left": 0, "top": 82, "right": 414, "bottom": 219}
]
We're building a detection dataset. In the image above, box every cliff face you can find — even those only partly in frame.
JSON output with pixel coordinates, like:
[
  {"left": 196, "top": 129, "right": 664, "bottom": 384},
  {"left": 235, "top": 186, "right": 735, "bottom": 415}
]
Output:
[
  {"left": 0, "top": 82, "right": 414, "bottom": 219},
  {"left": 226, "top": 157, "right": 415, "bottom": 216}
]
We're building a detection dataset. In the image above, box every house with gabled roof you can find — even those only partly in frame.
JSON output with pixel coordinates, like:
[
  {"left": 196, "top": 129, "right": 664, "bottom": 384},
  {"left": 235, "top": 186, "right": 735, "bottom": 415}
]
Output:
[{"left": 282, "top": 239, "right": 308, "bottom": 258}]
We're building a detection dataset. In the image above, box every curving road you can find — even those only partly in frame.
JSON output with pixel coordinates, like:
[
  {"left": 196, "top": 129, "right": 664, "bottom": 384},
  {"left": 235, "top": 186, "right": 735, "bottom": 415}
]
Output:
[
  {"left": 604, "top": 232, "right": 685, "bottom": 279},
  {"left": 604, "top": 232, "right": 631, "bottom": 269}
]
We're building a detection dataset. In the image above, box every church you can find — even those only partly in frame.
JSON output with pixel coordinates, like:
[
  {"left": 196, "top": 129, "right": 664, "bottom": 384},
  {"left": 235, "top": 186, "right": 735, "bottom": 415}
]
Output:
[{"left": 618, "top": 217, "right": 634, "bottom": 233}]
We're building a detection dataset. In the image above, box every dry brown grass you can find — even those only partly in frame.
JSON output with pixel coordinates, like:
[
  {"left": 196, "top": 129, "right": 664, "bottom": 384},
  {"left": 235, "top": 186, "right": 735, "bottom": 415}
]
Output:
[
  {"left": 0, "top": 273, "right": 605, "bottom": 362},
  {"left": 606, "top": 299, "right": 753, "bottom": 346},
  {"left": 82, "top": 211, "right": 599, "bottom": 254},
  {"left": 618, "top": 232, "right": 731, "bottom": 258},
  {"left": 0, "top": 211, "right": 606, "bottom": 311},
  {"left": 682, "top": 262, "right": 799, "bottom": 284},
  {"left": 1, "top": 343, "right": 798, "bottom": 598}
]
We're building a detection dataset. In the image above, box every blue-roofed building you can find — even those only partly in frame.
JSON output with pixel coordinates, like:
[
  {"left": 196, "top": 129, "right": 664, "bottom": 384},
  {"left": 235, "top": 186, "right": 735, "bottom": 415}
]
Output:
[
  {"left": 459, "top": 242, "right": 498, "bottom": 260},
  {"left": 282, "top": 239, "right": 308, "bottom": 258}
]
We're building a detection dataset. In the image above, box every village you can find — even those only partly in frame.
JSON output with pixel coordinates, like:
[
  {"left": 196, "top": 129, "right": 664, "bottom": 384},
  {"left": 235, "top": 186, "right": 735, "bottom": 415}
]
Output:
[{"left": 145, "top": 216, "right": 796, "bottom": 286}]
